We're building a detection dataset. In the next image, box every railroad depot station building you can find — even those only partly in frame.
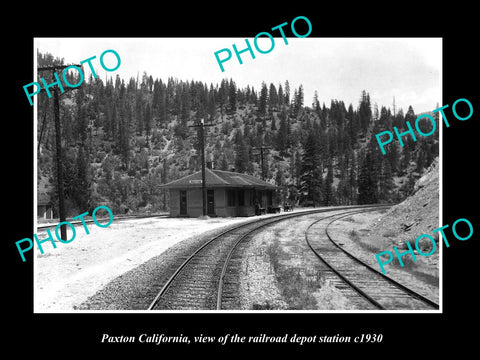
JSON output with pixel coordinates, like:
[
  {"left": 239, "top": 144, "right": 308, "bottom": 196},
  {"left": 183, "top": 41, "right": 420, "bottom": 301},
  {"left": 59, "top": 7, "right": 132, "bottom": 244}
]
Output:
[{"left": 161, "top": 168, "right": 277, "bottom": 217}]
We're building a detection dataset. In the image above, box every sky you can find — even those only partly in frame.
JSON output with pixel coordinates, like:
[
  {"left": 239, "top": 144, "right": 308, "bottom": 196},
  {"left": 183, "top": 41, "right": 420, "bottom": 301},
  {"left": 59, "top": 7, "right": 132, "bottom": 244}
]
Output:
[{"left": 35, "top": 37, "right": 442, "bottom": 114}]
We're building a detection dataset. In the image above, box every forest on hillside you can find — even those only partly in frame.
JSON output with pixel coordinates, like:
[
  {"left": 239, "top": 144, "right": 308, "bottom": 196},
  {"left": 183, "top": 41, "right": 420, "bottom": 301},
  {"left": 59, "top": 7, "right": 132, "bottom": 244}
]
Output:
[{"left": 36, "top": 51, "right": 439, "bottom": 217}]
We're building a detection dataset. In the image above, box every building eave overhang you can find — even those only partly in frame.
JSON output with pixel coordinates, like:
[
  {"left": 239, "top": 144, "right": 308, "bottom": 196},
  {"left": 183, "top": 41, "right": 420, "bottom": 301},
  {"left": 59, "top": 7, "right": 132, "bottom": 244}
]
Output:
[{"left": 159, "top": 168, "right": 277, "bottom": 190}]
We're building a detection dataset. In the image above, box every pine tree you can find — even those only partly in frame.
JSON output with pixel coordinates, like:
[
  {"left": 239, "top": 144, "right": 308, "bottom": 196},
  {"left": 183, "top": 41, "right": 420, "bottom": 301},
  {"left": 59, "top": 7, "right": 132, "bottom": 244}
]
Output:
[
  {"left": 275, "top": 165, "right": 286, "bottom": 205},
  {"left": 275, "top": 108, "right": 289, "bottom": 153},
  {"left": 271, "top": 115, "right": 277, "bottom": 131},
  {"left": 259, "top": 82, "right": 268, "bottom": 117},
  {"left": 295, "top": 84, "right": 304, "bottom": 116},
  {"left": 110, "top": 101, "right": 117, "bottom": 142},
  {"left": 74, "top": 86, "right": 88, "bottom": 145},
  {"left": 284, "top": 80, "right": 290, "bottom": 104},
  {"left": 300, "top": 132, "right": 323, "bottom": 206},
  {"left": 416, "top": 141, "right": 426, "bottom": 173},
  {"left": 386, "top": 141, "right": 400, "bottom": 175},
  {"left": 269, "top": 83, "right": 278, "bottom": 111},
  {"left": 234, "top": 137, "right": 249, "bottom": 173},
  {"left": 73, "top": 146, "right": 92, "bottom": 211},
  {"left": 228, "top": 79, "right": 237, "bottom": 113},
  {"left": 404, "top": 105, "right": 416, "bottom": 128},
  {"left": 403, "top": 105, "right": 417, "bottom": 151},
  {"left": 180, "top": 83, "right": 191, "bottom": 126},
  {"left": 208, "top": 84, "right": 216, "bottom": 120},
  {"left": 378, "top": 159, "right": 394, "bottom": 203},
  {"left": 166, "top": 77, "right": 175, "bottom": 116},
  {"left": 347, "top": 150, "right": 357, "bottom": 204},
  {"left": 51, "top": 148, "right": 77, "bottom": 216},
  {"left": 118, "top": 104, "right": 131, "bottom": 169},
  {"left": 291, "top": 88, "right": 298, "bottom": 117},
  {"left": 357, "top": 151, "right": 378, "bottom": 204},
  {"left": 135, "top": 95, "right": 143, "bottom": 135},
  {"left": 399, "top": 148, "right": 410, "bottom": 176},
  {"left": 313, "top": 91, "right": 321, "bottom": 114},
  {"left": 337, "top": 150, "right": 353, "bottom": 205},
  {"left": 358, "top": 90, "right": 372, "bottom": 135},
  {"left": 152, "top": 79, "right": 161, "bottom": 112},
  {"left": 218, "top": 78, "right": 228, "bottom": 120},
  {"left": 393, "top": 108, "right": 404, "bottom": 128},
  {"left": 278, "top": 83, "right": 284, "bottom": 107},
  {"left": 323, "top": 160, "right": 334, "bottom": 205},
  {"left": 144, "top": 102, "right": 152, "bottom": 147}
]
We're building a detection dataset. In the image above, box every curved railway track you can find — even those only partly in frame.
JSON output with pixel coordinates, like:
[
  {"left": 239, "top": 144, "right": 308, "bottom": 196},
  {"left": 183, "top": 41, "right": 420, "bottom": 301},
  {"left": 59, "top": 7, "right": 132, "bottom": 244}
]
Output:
[
  {"left": 305, "top": 209, "right": 439, "bottom": 310},
  {"left": 148, "top": 205, "right": 381, "bottom": 310},
  {"left": 147, "top": 205, "right": 438, "bottom": 311}
]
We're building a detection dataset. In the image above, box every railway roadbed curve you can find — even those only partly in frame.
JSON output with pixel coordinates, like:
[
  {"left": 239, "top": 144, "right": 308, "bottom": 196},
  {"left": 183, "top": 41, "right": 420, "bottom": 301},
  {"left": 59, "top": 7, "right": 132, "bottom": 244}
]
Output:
[
  {"left": 325, "top": 211, "right": 439, "bottom": 302},
  {"left": 238, "top": 208, "right": 438, "bottom": 310},
  {"left": 237, "top": 212, "right": 357, "bottom": 310}
]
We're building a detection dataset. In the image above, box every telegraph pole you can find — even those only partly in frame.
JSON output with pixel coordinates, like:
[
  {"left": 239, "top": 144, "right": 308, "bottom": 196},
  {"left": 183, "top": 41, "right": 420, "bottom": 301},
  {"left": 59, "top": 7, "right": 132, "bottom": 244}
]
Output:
[
  {"left": 189, "top": 118, "right": 214, "bottom": 216},
  {"left": 253, "top": 146, "right": 270, "bottom": 180},
  {"left": 162, "top": 158, "right": 167, "bottom": 212},
  {"left": 38, "top": 64, "right": 81, "bottom": 240}
]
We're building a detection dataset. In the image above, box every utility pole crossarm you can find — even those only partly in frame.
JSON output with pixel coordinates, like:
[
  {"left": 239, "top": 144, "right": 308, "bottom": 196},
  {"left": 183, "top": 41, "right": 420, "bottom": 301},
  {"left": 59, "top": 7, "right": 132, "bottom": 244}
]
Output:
[
  {"left": 38, "top": 64, "right": 82, "bottom": 71},
  {"left": 37, "top": 64, "right": 84, "bottom": 96}
]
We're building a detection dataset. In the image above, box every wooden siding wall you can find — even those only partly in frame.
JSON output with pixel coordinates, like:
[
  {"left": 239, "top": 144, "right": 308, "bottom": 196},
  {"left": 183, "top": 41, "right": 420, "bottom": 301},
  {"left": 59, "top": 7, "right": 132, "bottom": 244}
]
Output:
[{"left": 168, "top": 188, "right": 258, "bottom": 217}]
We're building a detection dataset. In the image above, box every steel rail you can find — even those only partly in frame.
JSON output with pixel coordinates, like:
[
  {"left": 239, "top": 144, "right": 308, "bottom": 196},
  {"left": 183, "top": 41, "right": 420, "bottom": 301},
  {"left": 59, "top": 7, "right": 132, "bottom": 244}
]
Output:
[
  {"left": 148, "top": 205, "right": 383, "bottom": 310},
  {"left": 305, "top": 207, "right": 439, "bottom": 310},
  {"left": 36, "top": 213, "right": 167, "bottom": 230},
  {"left": 305, "top": 207, "right": 390, "bottom": 309},
  {"left": 323, "top": 210, "right": 439, "bottom": 309},
  {"left": 215, "top": 208, "right": 347, "bottom": 309}
]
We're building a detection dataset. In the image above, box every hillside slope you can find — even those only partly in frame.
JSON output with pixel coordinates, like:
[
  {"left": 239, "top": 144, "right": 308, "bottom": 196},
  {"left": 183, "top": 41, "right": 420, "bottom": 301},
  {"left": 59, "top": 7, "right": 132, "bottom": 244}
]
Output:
[
  {"left": 371, "top": 156, "right": 439, "bottom": 248},
  {"left": 36, "top": 54, "right": 439, "bottom": 217}
]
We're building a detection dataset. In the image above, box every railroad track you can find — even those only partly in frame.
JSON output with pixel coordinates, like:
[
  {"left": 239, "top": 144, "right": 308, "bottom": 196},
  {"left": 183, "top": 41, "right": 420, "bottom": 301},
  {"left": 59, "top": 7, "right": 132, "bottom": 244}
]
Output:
[
  {"left": 148, "top": 205, "right": 381, "bottom": 310},
  {"left": 305, "top": 208, "right": 439, "bottom": 310}
]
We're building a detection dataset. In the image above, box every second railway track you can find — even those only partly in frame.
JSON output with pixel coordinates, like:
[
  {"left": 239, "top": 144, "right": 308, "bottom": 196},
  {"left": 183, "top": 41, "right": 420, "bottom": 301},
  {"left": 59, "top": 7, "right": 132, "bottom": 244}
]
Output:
[{"left": 305, "top": 209, "right": 439, "bottom": 310}]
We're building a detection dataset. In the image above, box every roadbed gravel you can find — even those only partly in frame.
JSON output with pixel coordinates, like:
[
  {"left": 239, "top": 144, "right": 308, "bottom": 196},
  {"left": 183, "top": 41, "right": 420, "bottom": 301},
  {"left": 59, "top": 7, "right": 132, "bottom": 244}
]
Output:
[{"left": 35, "top": 209, "right": 316, "bottom": 312}]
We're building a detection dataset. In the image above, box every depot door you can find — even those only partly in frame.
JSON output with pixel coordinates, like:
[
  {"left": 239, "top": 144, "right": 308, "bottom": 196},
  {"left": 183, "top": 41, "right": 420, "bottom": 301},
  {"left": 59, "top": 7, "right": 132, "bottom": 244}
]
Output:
[
  {"left": 180, "top": 190, "right": 187, "bottom": 215},
  {"left": 207, "top": 190, "right": 215, "bottom": 215}
]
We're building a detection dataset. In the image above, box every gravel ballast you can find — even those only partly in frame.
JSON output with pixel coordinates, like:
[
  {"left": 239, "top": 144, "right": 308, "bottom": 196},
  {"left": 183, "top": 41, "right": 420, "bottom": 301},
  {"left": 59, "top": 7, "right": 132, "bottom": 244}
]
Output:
[
  {"left": 35, "top": 215, "right": 265, "bottom": 312},
  {"left": 35, "top": 210, "right": 318, "bottom": 312}
]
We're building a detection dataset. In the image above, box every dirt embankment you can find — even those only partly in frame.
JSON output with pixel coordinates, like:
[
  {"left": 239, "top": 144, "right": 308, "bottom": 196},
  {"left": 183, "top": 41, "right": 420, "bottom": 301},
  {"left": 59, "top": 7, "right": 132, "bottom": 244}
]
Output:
[{"left": 371, "top": 157, "right": 440, "bottom": 250}]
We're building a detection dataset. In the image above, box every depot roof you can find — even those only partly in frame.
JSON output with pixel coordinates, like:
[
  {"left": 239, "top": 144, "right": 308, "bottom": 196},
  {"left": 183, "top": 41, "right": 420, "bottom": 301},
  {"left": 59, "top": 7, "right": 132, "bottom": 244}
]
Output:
[{"left": 160, "top": 168, "right": 277, "bottom": 189}]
